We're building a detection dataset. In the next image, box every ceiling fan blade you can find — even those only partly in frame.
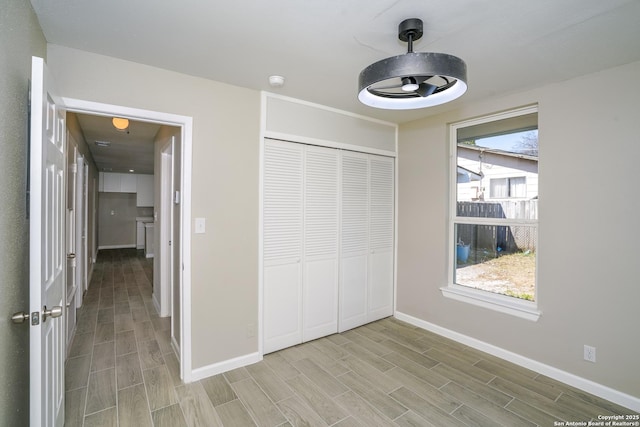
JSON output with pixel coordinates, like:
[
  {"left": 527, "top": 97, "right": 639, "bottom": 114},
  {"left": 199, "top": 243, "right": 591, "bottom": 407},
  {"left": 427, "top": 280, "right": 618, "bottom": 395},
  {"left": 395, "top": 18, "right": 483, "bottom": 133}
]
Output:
[
  {"left": 371, "top": 81, "right": 405, "bottom": 90},
  {"left": 412, "top": 75, "right": 433, "bottom": 84},
  {"left": 416, "top": 82, "right": 437, "bottom": 97}
]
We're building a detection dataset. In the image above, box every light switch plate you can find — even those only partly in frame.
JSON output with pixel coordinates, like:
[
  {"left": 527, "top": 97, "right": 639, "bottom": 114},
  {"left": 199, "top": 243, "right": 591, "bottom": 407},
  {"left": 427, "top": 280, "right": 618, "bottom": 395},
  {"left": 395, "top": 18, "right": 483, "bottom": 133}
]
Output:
[{"left": 195, "top": 218, "right": 206, "bottom": 234}]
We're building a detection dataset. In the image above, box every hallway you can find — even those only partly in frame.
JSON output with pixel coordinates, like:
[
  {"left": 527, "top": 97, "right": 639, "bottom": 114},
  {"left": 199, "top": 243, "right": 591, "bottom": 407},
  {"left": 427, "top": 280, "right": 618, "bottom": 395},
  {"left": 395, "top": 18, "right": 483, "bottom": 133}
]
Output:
[{"left": 64, "top": 249, "right": 180, "bottom": 426}]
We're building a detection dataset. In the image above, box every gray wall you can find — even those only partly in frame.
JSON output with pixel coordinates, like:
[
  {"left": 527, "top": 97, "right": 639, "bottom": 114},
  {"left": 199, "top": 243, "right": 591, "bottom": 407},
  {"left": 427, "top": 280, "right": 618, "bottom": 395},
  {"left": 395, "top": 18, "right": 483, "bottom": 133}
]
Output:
[
  {"left": 98, "top": 192, "right": 138, "bottom": 247},
  {"left": 397, "top": 60, "right": 640, "bottom": 399},
  {"left": 0, "top": 0, "right": 47, "bottom": 424},
  {"left": 46, "top": 44, "right": 262, "bottom": 370}
]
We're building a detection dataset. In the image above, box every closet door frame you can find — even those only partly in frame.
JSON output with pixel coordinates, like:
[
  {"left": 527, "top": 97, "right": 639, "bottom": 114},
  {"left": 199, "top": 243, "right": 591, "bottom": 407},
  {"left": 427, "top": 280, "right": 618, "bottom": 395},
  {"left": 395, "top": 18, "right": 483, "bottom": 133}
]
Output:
[{"left": 260, "top": 136, "right": 397, "bottom": 355}]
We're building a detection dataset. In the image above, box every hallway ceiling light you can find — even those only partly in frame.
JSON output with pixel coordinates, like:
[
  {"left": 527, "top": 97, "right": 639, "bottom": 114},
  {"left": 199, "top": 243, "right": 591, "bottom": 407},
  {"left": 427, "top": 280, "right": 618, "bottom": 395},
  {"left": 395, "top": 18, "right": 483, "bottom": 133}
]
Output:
[
  {"left": 358, "top": 18, "right": 467, "bottom": 110},
  {"left": 112, "top": 117, "right": 130, "bottom": 131}
]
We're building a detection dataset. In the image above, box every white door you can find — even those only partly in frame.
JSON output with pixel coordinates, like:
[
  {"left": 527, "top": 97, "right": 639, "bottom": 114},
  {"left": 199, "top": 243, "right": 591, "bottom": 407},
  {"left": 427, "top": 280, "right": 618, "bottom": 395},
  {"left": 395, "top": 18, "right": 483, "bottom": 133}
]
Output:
[
  {"left": 75, "top": 155, "right": 85, "bottom": 307},
  {"left": 339, "top": 152, "right": 370, "bottom": 332},
  {"left": 160, "top": 141, "right": 173, "bottom": 317},
  {"left": 339, "top": 152, "right": 395, "bottom": 331},
  {"left": 302, "top": 145, "right": 339, "bottom": 342},
  {"left": 367, "top": 155, "right": 395, "bottom": 322},
  {"left": 30, "top": 56, "right": 66, "bottom": 427},
  {"left": 83, "top": 162, "right": 90, "bottom": 293},
  {"left": 65, "top": 141, "right": 77, "bottom": 353},
  {"left": 263, "top": 140, "right": 304, "bottom": 353}
]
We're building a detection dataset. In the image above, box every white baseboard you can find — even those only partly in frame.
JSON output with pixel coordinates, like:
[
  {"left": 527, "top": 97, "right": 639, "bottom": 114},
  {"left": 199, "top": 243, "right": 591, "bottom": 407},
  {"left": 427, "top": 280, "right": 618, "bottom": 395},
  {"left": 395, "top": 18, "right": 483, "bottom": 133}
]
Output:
[
  {"left": 190, "top": 352, "right": 262, "bottom": 382},
  {"left": 152, "top": 292, "right": 161, "bottom": 317},
  {"left": 87, "top": 262, "right": 94, "bottom": 286},
  {"left": 171, "top": 336, "right": 180, "bottom": 361},
  {"left": 394, "top": 311, "right": 640, "bottom": 412},
  {"left": 98, "top": 244, "right": 136, "bottom": 250}
]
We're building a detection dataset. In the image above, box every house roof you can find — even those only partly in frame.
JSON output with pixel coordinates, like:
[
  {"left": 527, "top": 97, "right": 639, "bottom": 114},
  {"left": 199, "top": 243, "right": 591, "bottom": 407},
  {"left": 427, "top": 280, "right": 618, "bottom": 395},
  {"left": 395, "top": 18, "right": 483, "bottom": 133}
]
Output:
[
  {"left": 457, "top": 165, "right": 482, "bottom": 183},
  {"left": 457, "top": 144, "right": 538, "bottom": 162}
]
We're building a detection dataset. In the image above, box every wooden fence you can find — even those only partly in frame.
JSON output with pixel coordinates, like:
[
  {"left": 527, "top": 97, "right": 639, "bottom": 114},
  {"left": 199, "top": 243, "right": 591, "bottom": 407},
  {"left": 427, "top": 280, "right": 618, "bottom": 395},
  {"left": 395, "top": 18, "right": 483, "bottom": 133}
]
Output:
[{"left": 457, "top": 200, "right": 538, "bottom": 254}]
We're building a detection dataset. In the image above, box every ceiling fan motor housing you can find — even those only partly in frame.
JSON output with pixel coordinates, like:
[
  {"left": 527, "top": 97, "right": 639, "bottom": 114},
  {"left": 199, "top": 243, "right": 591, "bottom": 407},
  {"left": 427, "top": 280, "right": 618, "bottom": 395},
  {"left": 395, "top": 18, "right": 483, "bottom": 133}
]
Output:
[
  {"left": 398, "top": 18, "right": 423, "bottom": 43},
  {"left": 358, "top": 52, "right": 467, "bottom": 93}
]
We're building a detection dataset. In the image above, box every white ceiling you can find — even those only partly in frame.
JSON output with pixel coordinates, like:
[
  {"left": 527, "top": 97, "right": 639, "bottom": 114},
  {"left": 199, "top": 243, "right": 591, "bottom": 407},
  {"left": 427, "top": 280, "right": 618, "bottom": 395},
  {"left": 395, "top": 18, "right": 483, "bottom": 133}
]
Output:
[
  {"left": 74, "top": 113, "right": 161, "bottom": 174},
  {"left": 31, "top": 0, "right": 640, "bottom": 170}
]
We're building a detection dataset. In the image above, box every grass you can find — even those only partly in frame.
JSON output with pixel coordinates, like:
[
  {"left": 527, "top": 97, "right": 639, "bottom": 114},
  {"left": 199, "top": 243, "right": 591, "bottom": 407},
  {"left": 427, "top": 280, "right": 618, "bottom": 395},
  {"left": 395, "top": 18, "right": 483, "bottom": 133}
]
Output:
[{"left": 456, "top": 250, "right": 536, "bottom": 301}]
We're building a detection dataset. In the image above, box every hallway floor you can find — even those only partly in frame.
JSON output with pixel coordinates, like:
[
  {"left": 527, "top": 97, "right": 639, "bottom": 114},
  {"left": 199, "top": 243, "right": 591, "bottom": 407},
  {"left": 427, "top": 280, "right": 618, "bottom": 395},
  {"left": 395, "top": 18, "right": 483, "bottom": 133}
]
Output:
[
  {"left": 64, "top": 248, "right": 179, "bottom": 426},
  {"left": 64, "top": 249, "right": 637, "bottom": 426}
]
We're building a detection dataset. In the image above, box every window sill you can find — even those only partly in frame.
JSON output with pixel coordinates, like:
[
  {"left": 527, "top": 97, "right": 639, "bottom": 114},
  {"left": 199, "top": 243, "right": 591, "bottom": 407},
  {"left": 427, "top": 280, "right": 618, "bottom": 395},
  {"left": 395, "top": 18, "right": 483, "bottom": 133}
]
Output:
[{"left": 440, "top": 285, "right": 541, "bottom": 321}]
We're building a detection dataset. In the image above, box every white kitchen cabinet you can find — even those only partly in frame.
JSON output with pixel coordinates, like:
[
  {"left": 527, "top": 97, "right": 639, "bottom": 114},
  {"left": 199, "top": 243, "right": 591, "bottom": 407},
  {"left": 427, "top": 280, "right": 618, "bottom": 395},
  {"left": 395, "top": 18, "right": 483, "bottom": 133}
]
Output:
[
  {"left": 99, "top": 172, "right": 137, "bottom": 193},
  {"left": 121, "top": 173, "right": 137, "bottom": 192},
  {"left": 136, "top": 221, "right": 145, "bottom": 249},
  {"left": 144, "top": 222, "right": 154, "bottom": 258},
  {"left": 101, "top": 172, "right": 121, "bottom": 192},
  {"left": 136, "top": 174, "right": 154, "bottom": 207}
]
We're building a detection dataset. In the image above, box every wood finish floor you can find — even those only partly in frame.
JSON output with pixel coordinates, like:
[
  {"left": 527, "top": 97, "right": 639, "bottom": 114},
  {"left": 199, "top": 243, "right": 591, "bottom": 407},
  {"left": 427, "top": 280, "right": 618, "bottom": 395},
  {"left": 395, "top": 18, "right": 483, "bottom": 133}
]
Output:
[{"left": 65, "top": 249, "right": 638, "bottom": 426}]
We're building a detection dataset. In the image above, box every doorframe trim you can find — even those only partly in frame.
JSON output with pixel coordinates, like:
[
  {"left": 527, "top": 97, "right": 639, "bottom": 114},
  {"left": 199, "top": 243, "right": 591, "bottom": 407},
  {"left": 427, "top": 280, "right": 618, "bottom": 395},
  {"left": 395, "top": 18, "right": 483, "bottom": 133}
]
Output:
[{"left": 61, "top": 97, "right": 194, "bottom": 382}]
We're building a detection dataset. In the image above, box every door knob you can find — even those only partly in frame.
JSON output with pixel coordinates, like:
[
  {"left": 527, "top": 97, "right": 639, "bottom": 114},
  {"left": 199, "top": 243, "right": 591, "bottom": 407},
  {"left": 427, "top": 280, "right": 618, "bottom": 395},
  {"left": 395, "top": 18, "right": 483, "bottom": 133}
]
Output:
[
  {"left": 67, "top": 253, "right": 76, "bottom": 259},
  {"left": 11, "top": 312, "right": 30, "bottom": 324},
  {"left": 42, "top": 305, "right": 63, "bottom": 322}
]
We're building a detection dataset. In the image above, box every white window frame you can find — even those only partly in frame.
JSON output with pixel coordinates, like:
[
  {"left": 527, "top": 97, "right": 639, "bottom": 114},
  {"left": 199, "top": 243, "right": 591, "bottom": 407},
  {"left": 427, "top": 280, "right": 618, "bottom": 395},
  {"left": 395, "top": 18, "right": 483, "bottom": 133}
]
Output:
[
  {"left": 489, "top": 176, "right": 527, "bottom": 199},
  {"left": 442, "top": 105, "right": 541, "bottom": 321}
]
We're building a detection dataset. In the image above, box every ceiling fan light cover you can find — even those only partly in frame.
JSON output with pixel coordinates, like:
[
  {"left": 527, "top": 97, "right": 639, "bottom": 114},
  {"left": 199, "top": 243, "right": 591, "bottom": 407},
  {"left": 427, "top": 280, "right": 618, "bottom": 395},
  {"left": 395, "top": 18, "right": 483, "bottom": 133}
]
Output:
[{"left": 359, "top": 52, "right": 467, "bottom": 110}]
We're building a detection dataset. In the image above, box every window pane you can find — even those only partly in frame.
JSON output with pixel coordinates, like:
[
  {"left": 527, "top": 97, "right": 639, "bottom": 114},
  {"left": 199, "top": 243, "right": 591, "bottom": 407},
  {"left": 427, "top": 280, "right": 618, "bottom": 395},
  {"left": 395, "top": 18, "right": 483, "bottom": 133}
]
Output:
[
  {"left": 456, "top": 123, "right": 538, "bottom": 215},
  {"left": 489, "top": 178, "right": 507, "bottom": 198},
  {"left": 510, "top": 177, "right": 526, "bottom": 198},
  {"left": 454, "top": 223, "right": 537, "bottom": 301}
]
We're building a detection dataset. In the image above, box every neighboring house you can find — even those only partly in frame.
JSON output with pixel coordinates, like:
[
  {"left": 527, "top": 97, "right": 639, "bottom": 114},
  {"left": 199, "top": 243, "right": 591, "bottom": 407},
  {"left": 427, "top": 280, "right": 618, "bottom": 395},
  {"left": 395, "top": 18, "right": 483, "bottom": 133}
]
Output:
[{"left": 457, "top": 144, "right": 538, "bottom": 202}]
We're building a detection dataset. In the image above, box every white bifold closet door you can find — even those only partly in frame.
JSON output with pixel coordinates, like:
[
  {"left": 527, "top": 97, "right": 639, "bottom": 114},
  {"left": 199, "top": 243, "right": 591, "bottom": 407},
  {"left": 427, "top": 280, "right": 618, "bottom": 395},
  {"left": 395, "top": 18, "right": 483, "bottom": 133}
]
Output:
[
  {"left": 367, "top": 155, "right": 395, "bottom": 322},
  {"left": 263, "top": 140, "right": 339, "bottom": 354},
  {"left": 339, "top": 152, "right": 394, "bottom": 332}
]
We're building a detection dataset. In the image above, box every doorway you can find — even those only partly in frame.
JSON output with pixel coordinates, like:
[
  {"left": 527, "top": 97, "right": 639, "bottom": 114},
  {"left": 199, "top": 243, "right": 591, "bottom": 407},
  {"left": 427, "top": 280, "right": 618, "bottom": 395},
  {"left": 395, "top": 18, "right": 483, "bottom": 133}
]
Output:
[{"left": 63, "top": 98, "right": 193, "bottom": 382}]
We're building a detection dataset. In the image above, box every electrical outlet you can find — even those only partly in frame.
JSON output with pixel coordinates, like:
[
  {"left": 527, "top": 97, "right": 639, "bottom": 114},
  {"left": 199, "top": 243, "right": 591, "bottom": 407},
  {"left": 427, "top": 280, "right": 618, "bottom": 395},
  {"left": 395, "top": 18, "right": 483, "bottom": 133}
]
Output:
[
  {"left": 246, "top": 323, "right": 256, "bottom": 338},
  {"left": 584, "top": 345, "right": 596, "bottom": 363}
]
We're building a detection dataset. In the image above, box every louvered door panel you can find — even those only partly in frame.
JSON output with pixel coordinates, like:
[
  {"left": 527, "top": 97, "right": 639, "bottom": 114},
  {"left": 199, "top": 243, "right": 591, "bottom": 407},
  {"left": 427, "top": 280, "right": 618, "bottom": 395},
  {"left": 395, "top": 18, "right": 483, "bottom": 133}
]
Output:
[
  {"left": 263, "top": 140, "right": 303, "bottom": 353},
  {"left": 339, "top": 151, "right": 369, "bottom": 332},
  {"left": 369, "top": 156, "right": 394, "bottom": 251},
  {"left": 303, "top": 146, "right": 339, "bottom": 341},
  {"left": 264, "top": 141, "right": 303, "bottom": 262},
  {"left": 341, "top": 153, "right": 369, "bottom": 254},
  {"left": 368, "top": 155, "right": 395, "bottom": 321}
]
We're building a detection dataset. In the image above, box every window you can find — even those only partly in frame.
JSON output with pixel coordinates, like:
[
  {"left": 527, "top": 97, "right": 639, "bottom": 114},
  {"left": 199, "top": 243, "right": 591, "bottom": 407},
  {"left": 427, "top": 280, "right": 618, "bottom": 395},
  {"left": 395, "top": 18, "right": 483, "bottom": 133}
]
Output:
[
  {"left": 444, "top": 106, "right": 540, "bottom": 320},
  {"left": 490, "top": 177, "right": 526, "bottom": 199}
]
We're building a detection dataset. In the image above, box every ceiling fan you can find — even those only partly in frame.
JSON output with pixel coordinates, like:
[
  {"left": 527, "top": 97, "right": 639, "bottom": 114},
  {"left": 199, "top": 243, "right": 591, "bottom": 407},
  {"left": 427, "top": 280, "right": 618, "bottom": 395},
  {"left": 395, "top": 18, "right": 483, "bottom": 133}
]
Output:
[{"left": 358, "top": 18, "right": 468, "bottom": 110}]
